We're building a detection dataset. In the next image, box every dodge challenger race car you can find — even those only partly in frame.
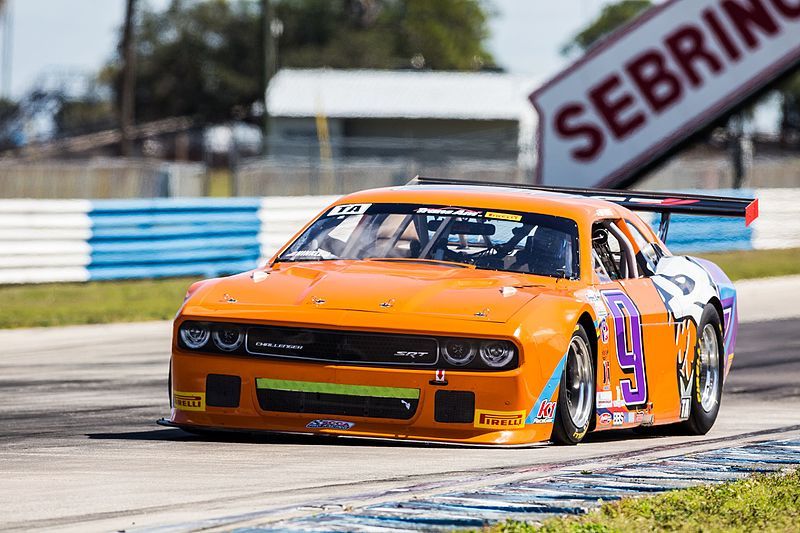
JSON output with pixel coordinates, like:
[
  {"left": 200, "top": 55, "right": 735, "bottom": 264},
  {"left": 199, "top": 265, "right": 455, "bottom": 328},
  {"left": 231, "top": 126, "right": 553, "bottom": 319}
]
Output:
[{"left": 159, "top": 177, "right": 758, "bottom": 446}]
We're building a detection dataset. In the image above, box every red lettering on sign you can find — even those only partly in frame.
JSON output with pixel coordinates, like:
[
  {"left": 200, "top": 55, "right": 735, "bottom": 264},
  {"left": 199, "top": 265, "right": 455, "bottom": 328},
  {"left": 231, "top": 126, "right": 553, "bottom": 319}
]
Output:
[
  {"left": 626, "top": 50, "right": 683, "bottom": 113},
  {"left": 554, "top": 103, "right": 605, "bottom": 161},
  {"left": 703, "top": 8, "right": 742, "bottom": 61},
  {"left": 537, "top": 0, "right": 800, "bottom": 174},
  {"left": 771, "top": 0, "right": 800, "bottom": 17},
  {"left": 666, "top": 25, "right": 724, "bottom": 87},
  {"left": 722, "top": 0, "right": 780, "bottom": 50},
  {"left": 589, "top": 75, "right": 645, "bottom": 140}
]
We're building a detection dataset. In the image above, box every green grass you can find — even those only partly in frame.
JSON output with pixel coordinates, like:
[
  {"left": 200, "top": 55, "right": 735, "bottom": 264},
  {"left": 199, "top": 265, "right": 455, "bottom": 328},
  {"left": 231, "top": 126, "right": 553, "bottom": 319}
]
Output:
[
  {"left": 0, "top": 277, "right": 196, "bottom": 329},
  {"left": 494, "top": 470, "right": 800, "bottom": 533},
  {"left": 0, "top": 248, "right": 797, "bottom": 329},
  {"left": 694, "top": 247, "right": 800, "bottom": 281}
]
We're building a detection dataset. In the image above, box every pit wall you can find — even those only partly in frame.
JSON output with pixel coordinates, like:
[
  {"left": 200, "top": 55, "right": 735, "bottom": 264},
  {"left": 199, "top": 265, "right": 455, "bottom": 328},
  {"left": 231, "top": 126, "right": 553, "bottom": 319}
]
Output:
[{"left": 0, "top": 190, "right": 796, "bottom": 284}]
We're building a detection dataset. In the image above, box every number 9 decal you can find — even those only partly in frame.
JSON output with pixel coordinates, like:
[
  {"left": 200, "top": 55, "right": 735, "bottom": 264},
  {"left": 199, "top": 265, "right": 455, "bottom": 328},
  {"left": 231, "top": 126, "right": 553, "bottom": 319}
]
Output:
[{"left": 602, "top": 290, "right": 648, "bottom": 407}]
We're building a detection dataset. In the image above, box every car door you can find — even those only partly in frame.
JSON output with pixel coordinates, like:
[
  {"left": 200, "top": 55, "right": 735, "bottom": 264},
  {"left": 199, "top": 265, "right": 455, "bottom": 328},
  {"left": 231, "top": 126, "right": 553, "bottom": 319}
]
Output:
[{"left": 591, "top": 219, "right": 681, "bottom": 428}]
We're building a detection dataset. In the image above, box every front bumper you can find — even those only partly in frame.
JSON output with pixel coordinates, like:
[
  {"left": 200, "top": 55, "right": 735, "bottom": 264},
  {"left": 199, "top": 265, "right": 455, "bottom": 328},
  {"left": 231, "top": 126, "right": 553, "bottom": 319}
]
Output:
[{"left": 168, "top": 348, "right": 554, "bottom": 446}]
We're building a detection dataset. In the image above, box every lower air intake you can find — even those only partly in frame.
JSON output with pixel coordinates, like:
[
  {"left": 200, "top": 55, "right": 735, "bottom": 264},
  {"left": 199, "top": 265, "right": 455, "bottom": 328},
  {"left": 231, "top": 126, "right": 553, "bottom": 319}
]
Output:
[
  {"left": 434, "top": 390, "right": 475, "bottom": 423},
  {"left": 206, "top": 374, "right": 241, "bottom": 408},
  {"left": 257, "top": 389, "right": 418, "bottom": 420}
]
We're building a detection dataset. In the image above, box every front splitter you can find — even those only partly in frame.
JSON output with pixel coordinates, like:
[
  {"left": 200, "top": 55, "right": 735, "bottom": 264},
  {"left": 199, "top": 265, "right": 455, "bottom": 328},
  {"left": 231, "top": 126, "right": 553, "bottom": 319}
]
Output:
[{"left": 156, "top": 418, "right": 546, "bottom": 449}]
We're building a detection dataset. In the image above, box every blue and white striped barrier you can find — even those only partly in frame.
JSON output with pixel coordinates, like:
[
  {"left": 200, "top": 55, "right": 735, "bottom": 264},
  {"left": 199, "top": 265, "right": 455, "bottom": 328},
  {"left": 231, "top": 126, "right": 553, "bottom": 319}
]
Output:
[{"left": 0, "top": 190, "right": 796, "bottom": 284}]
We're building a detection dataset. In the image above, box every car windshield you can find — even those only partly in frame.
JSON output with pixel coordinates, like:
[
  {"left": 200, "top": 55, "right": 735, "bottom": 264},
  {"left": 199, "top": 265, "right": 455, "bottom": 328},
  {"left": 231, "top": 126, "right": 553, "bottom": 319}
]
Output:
[{"left": 277, "top": 203, "right": 579, "bottom": 278}]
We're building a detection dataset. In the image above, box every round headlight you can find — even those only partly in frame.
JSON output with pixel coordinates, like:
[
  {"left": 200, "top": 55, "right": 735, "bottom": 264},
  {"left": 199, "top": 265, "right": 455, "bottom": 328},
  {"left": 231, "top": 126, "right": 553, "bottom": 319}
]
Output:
[
  {"left": 180, "top": 322, "right": 210, "bottom": 349},
  {"left": 479, "top": 341, "right": 515, "bottom": 368},
  {"left": 212, "top": 325, "right": 244, "bottom": 352},
  {"left": 442, "top": 339, "right": 476, "bottom": 366}
]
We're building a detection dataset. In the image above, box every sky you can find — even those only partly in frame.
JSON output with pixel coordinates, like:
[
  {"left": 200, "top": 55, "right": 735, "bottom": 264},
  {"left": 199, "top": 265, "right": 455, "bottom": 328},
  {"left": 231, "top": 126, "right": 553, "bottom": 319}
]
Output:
[
  {"left": 4, "top": 0, "right": 617, "bottom": 98},
  {"left": 0, "top": 0, "right": 778, "bottom": 132}
]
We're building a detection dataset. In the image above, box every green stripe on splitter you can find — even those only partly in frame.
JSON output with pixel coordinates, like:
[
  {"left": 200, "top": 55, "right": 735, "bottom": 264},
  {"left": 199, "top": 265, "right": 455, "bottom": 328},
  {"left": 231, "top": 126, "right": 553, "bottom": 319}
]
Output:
[{"left": 255, "top": 378, "right": 420, "bottom": 399}]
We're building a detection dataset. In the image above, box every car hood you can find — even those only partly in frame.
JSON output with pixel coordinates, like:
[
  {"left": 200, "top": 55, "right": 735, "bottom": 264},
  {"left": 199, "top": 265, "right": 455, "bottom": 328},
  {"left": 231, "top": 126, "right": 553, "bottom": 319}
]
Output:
[{"left": 193, "top": 260, "right": 550, "bottom": 323}]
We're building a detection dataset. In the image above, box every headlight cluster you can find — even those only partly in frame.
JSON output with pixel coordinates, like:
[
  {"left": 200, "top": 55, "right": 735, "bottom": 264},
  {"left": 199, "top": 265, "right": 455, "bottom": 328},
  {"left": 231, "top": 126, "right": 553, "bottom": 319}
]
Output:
[
  {"left": 179, "top": 322, "right": 243, "bottom": 352},
  {"left": 442, "top": 339, "right": 516, "bottom": 369},
  {"left": 178, "top": 321, "right": 518, "bottom": 370}
]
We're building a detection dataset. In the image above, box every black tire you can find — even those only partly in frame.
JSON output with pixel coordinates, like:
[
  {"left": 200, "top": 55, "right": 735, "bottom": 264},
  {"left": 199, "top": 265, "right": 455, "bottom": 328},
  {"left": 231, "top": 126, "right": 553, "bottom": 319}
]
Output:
[
  {"left": 683, "top": 304, "right": 724, "bottom": 435},
  {"left": 551, "top": 325, "right": 595, "bottom": 445}
]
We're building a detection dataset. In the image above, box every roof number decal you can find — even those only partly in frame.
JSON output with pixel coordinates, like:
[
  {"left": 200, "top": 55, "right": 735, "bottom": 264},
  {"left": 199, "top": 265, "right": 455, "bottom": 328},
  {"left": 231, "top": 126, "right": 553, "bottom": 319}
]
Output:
[{"left": 327, "top": 203, "right": 372, "bottom": 217}]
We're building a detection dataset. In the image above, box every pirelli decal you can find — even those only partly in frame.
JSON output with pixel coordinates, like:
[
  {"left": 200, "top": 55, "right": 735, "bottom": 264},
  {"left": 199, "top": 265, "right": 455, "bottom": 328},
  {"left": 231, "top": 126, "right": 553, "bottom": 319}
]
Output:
[
  {"left": 173, "top": 391, "right": 206, "bottom": 412},
  {"left": 474, "top": 409, "right": 526, "bottom": 429}
]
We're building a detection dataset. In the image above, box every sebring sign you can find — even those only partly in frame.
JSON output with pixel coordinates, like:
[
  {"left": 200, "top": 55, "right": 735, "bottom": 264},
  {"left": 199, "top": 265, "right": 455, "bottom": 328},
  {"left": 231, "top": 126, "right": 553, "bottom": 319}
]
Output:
[{"left": 531, "top": 0, "right": 800, "bottom": 188}]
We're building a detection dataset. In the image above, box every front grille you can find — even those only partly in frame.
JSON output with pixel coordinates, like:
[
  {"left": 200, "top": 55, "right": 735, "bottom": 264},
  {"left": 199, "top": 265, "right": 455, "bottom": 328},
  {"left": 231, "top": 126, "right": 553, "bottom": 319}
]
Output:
[
  {"left": 257, "top": 389, "right": 418, "bottom": 420},
  {"left": 246, "top": 326, "right": 438, "bottom": 366}
]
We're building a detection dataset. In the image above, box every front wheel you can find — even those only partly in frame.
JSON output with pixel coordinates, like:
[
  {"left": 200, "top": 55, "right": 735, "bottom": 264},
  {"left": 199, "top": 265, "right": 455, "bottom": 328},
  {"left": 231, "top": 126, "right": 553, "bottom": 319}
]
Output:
[
  {"left": 551, "top": 325, "right": 595, "bottom": 445},
  {"left": 683, "top": 304, "right": 724, "bottom": 435}
]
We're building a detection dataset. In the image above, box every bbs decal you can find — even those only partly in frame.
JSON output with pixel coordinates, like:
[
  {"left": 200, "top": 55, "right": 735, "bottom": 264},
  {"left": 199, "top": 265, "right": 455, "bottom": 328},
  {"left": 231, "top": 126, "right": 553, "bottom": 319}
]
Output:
[{"left": 601, "top": 289, "right": 648, "bottom": 408}]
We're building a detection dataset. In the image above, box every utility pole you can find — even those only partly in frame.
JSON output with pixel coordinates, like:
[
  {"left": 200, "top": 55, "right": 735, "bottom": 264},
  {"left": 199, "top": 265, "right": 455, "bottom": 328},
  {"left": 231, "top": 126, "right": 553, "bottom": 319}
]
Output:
[
  {"left": 262, "top": 0, "right": 276, "bottom": 155},
  {"left": 0, "top": 0, "right": 12, "bottom": 99},
  {"left": 119, "top": 0, "right": 137, "bottom": 157}
]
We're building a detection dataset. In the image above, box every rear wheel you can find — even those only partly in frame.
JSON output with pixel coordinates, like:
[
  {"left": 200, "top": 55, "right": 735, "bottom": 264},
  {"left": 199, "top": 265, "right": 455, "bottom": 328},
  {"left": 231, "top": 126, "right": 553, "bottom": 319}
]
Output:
[
  {"left": 683, "top": 304, "right": 723, "bottom": 435},
  {"left": 551, "top": 325, "right": 595, "bottom": 445}
]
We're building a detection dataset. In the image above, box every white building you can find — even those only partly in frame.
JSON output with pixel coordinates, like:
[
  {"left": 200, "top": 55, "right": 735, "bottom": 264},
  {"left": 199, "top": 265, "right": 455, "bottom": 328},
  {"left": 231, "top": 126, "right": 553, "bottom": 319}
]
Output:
[{"left": 266, "top": 69, "right": 540, "bottom": 169}]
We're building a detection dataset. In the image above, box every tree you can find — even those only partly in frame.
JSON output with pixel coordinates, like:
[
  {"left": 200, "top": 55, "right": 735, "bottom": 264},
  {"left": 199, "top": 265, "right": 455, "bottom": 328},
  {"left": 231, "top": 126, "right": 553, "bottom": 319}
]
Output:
[
  {"left": 109, "top": 0, "right": 496, "bottom": 125},
  {"left": 276, "top": 0, "right": 494, "bottom": 70},
  {"left": 561, "top": 0, "right": 651, "bottom": 57}
]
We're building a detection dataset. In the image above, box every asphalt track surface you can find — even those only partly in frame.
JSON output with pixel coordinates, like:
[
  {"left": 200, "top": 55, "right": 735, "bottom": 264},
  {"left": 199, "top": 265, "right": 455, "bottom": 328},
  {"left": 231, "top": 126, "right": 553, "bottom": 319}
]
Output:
[{"left": 1, "top": 281, "right": 799, "bottom": 532}]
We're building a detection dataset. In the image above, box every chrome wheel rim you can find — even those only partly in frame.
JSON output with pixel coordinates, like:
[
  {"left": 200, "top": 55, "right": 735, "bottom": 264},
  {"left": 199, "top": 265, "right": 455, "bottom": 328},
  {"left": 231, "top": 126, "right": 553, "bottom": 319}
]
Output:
[
  {"left": 698, "top": 323, "right": 720, "bottom": 413},
  {"left": 566, "top": 334, "right": 593, "bottom": 428}
]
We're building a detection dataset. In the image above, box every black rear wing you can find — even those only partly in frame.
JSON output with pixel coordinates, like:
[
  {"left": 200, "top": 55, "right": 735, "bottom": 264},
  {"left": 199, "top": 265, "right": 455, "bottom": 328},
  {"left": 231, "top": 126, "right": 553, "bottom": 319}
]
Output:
[{"left": 408, "top": 176, "right": 758, "bottom": 242}]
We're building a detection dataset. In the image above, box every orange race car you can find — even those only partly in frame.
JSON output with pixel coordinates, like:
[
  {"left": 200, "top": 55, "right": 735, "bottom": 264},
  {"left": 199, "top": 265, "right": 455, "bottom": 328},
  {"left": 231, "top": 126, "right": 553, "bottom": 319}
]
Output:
[{"left": 159, "top": 177, "right": 758, "bottom": 446}]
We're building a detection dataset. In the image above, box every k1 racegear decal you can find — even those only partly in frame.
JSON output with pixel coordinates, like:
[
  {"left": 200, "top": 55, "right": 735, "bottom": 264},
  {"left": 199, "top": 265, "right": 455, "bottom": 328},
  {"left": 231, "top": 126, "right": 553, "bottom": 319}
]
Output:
[
  {"left": 526, "top": 352, "right": 567, "bottom": 425},
  {"left": 474, "top": 409, "right": 526, "bottom": 429},
  {"left": 173, "top": 391, "right": 206, "bottom": 412},
  {"left": 532, "top": 400, "right": 557, "bottom": 424},
  {"left": 306, "top": 419, "right": 355, "bottom": 430},
  {"left": 602, "top": 290, "right": 648, "bottom": 408},
  {"left": 326, "top": 203, "right": 372, "bottom": 217}
]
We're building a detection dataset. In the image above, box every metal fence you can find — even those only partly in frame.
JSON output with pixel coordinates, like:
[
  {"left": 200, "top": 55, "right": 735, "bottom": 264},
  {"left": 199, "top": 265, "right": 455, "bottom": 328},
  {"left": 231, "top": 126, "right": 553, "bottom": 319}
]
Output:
[
  {"left": 0, "top": 158, "right": 207, "bottom": 198},
  {"left": 234, "top": 158, "right": 526, "bottom": 197},
  {"left": 2, "top": 153, "right": 800, "bottom": 201}
]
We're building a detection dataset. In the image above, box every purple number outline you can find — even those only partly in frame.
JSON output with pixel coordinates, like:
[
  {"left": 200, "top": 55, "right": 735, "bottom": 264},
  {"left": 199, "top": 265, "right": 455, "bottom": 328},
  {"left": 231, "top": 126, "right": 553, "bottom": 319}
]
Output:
[{"left": 602, "top": 289, "right": 648, "bottom": 407}]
